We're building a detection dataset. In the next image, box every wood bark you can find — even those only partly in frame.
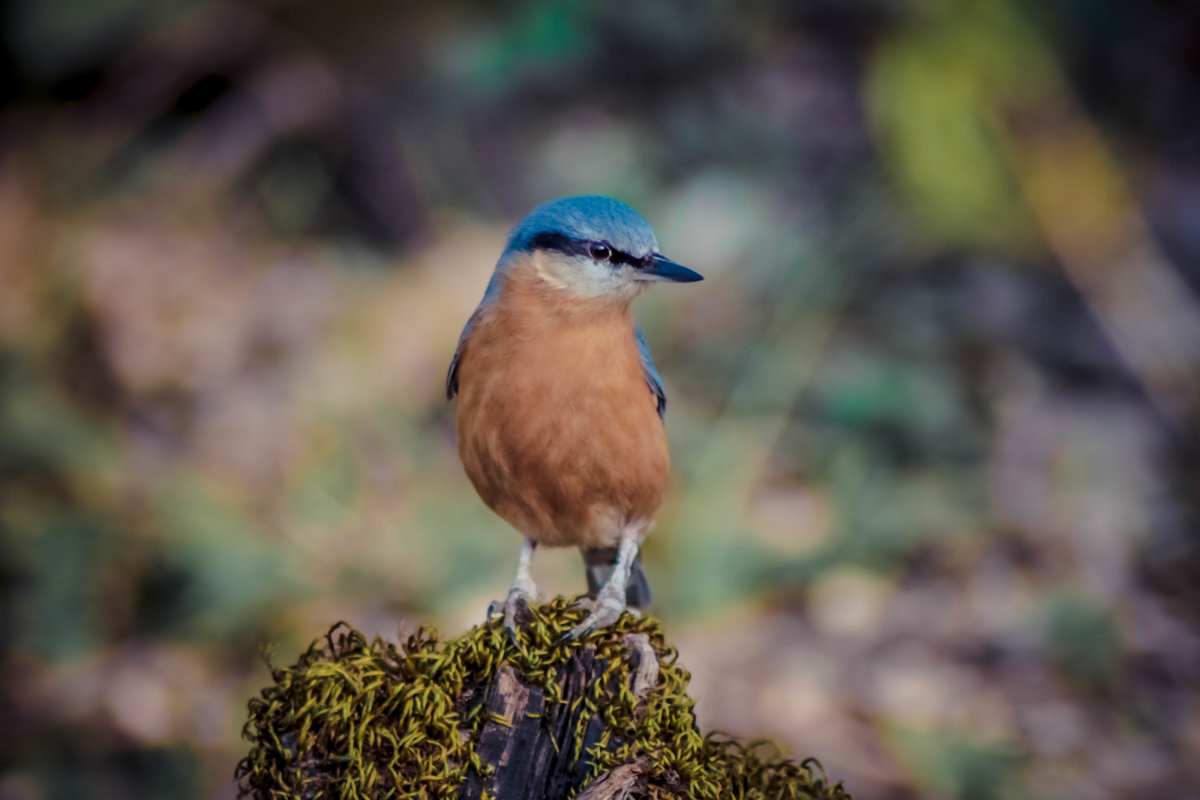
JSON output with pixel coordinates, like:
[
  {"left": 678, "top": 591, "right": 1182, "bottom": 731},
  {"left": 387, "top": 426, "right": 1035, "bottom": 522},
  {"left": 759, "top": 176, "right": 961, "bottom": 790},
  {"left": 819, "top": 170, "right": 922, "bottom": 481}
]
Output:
[{"left": 458, "top": 633, "right": 659, "bottom": 800}]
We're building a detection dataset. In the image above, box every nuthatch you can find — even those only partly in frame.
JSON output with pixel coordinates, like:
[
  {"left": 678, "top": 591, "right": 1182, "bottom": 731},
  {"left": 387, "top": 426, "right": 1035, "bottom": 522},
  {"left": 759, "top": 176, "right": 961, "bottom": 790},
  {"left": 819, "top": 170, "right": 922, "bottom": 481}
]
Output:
[{"left": 447, "top": 196, "right": 701, "bottom": 638}]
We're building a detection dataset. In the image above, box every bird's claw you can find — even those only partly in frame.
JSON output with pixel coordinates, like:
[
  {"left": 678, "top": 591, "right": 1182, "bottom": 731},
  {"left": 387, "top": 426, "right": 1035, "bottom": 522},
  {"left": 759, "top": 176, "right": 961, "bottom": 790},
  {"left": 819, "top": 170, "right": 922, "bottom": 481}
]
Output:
[
  {"left": 564, "top": 594, "right": 627, "bottom": 641},
  {"left": 488, "top": 588, "right": 535, "bottom": 641},
  {"left": 573, "top": 596, "right": 595, "bottom": 613}
]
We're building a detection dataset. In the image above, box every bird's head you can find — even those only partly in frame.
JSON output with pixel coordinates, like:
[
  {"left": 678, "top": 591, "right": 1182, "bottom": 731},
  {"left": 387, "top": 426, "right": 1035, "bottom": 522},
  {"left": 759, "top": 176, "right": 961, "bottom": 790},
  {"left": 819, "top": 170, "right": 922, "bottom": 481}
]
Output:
[{"left": 496, "top": 196, "right": 702, "bottom": 303}]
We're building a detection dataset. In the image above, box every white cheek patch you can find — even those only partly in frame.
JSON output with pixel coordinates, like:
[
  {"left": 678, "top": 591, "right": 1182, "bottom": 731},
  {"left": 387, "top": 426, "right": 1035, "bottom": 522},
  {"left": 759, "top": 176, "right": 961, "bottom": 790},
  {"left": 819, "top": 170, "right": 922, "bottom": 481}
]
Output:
[
  {"left": 532, "top": 252, "right": 571, "bottom": 291},
  {"left": 531, "top": 251, "right": 643, "bottom": 301}
]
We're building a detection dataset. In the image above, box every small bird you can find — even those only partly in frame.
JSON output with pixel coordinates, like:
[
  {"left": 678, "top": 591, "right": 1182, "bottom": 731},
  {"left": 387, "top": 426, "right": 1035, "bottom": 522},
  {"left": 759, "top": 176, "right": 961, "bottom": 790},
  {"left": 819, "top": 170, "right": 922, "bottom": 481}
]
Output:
[{"left": 447, "top": 196, "right": 702, "bottom": 638}]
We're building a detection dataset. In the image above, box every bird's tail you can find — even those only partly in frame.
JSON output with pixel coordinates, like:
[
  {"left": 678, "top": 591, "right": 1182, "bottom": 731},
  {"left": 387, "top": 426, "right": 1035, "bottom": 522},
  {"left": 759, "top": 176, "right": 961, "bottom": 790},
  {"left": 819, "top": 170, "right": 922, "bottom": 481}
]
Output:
[{"left": 582, "top": 547, "right": 651, "bottom": 609}]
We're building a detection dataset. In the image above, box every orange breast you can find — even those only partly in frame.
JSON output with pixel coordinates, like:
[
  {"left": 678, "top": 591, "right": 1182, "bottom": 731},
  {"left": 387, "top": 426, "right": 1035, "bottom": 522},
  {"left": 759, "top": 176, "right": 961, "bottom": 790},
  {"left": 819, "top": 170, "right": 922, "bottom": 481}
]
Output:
[{"left": 453, "top": 280, "right": 669, "bottom": 548}]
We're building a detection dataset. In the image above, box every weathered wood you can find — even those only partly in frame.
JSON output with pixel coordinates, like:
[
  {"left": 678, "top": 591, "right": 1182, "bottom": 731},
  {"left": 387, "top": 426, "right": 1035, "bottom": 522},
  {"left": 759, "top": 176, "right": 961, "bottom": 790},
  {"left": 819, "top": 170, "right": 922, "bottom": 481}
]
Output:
[
  {"left": 459, "top": 636, "right": 660, "bottom": 800},
  {"left": 575, "top": 757, "right": 653, "bottom": 800}
]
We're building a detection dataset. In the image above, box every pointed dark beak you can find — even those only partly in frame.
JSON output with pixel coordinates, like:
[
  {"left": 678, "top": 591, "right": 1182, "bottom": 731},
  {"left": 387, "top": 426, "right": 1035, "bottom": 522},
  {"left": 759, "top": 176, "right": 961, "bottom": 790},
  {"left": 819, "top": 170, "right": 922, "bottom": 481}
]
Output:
[{"left": 638, "top": 254, "right": 704, "bottom": 283}]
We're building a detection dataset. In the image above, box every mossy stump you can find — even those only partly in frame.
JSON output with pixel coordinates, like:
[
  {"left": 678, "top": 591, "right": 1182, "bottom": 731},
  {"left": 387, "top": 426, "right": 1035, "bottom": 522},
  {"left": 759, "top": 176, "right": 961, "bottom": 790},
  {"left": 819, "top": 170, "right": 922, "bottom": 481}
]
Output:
[{"left": 236, "top": 596, "right": 852, "bottom": 800}]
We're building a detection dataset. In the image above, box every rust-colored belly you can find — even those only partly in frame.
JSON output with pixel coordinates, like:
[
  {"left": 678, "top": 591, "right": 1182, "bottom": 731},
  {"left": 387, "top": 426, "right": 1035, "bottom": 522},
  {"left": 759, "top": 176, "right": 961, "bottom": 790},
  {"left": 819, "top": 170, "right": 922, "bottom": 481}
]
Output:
[{"left": 454, "top": 314, "right": 669, "bottom": 549}]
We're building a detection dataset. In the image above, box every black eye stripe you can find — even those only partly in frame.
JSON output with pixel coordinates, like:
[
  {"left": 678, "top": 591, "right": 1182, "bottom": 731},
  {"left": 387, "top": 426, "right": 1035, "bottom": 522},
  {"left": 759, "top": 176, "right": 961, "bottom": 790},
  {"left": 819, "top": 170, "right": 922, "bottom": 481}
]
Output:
[
  {"left": 527, "top": 232, "right": 651, "bottom": 268},
  {"left": 526, "top": 232, "right": 580, "bottom": 255},
  {"left": 610, "top": 250, "right": 650, "bottom": 268}
]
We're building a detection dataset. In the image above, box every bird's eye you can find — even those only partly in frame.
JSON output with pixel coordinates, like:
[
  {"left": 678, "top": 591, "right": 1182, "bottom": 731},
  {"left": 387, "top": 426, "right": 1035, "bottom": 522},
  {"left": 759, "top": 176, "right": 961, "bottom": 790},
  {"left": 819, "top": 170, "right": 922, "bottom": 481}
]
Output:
[{"left": 589, "top": 243, "right": 612, "bottom": 261}]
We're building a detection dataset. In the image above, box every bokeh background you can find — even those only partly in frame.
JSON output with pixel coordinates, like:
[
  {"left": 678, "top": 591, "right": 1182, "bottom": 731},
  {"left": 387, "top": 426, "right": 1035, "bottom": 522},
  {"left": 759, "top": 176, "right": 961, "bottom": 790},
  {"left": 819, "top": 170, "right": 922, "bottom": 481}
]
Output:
[{"left": 3, "top": 0, "right": 1200, "bottom": 798}]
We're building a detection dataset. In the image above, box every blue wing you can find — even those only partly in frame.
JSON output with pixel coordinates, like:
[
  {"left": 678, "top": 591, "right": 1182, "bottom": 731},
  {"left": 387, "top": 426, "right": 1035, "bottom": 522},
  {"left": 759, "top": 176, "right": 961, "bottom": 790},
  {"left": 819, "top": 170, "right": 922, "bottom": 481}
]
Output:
[
  {"left": 447, "top": 273, "right": 504, "bottom": 401},
  {"left": 445, "top": 316, "right": 472, "bottom": 400},
  {"left": 635, "top": 324, "right": 667, "bottom": 420}
]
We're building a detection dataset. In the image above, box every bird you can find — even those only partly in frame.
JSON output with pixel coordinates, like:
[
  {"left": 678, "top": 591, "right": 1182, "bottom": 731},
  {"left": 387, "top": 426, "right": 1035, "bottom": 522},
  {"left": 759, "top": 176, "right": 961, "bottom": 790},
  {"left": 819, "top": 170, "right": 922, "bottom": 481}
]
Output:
[{"left": 446, "top": 195, "right": 702, "bottom": 639}]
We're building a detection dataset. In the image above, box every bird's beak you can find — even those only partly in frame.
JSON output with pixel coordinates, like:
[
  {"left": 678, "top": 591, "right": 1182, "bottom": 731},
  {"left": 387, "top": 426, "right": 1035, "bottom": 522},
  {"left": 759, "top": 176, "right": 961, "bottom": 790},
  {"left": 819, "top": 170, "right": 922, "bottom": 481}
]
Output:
[{"left": 638, "top": 254, "right": 704, "bottom": 283}]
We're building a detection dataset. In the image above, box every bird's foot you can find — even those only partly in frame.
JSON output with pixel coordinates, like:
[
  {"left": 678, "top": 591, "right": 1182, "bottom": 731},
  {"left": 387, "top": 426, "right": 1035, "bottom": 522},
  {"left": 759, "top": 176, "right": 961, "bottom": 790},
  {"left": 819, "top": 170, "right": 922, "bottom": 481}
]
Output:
[
  {"left": 572, "top": 595, "right": 641, "bottom": 618},
  {"left": 565, "top": 590, "right": 627, "bottom": 640},
  {"left": 488, "top": 586, "right": 536, "bottom": 641},
  {"left": 572, "top": 596, "right": 595, "bottom": 613}
]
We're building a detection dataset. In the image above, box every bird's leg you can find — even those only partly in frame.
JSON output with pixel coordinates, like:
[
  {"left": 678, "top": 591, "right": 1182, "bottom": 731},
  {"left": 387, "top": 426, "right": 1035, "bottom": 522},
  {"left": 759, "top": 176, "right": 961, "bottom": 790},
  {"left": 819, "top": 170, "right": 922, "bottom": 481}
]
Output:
[
  {"left": 488, "top": 538, "right": 538, "bottom": 633},
  {"left": 567, "top": 525, "right": 642, "bottom": 639}
]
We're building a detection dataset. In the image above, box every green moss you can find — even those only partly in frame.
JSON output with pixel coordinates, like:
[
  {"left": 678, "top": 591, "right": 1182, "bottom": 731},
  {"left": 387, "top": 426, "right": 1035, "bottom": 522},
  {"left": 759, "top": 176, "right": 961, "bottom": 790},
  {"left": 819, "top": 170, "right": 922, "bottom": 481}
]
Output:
[{"left": 236, "top": 596, "right": 851, "bottom": 799}]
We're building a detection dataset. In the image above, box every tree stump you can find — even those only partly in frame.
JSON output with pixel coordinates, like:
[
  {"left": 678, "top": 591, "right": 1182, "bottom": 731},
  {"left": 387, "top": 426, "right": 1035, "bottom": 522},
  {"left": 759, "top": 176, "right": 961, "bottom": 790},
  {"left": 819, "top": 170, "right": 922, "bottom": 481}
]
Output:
[{"left": 235, "top": 596, "right": 851, "bottom": 800}]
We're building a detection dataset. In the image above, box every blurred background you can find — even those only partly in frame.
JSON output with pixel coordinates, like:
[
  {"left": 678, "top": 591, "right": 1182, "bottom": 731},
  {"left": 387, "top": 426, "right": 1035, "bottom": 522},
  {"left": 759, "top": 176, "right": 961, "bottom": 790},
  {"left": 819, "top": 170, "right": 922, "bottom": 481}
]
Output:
[{"left": 2, "top": 0, "right": 1199, "bottom": 797}]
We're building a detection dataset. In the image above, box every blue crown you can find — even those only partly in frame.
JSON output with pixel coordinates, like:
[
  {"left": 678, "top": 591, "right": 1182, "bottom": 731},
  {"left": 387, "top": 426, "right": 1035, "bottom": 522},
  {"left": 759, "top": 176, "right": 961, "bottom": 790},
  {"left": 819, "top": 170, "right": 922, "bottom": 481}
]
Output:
[{"left": 504, "top": 196, "right": 659, "bottom": 258}]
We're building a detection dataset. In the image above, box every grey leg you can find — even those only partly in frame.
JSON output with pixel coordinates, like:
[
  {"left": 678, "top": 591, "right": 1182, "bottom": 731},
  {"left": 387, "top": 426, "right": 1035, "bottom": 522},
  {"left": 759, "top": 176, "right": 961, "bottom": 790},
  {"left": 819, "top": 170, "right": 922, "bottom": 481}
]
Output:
[
  {"left": 489, "top": 538, "right": 539, "bottom": 633},
  {"left": 567, "top": 525, "right": 641, "bottom": 639}
]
